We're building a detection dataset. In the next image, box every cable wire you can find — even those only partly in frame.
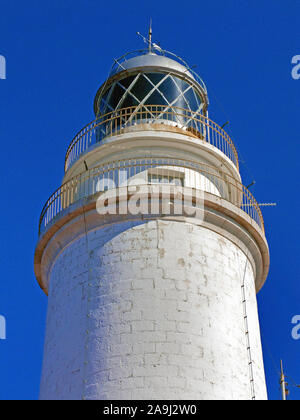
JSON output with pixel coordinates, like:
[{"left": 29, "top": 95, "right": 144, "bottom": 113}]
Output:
[{"left": 205, "top": 81, "right": 257, "bottom": 185}]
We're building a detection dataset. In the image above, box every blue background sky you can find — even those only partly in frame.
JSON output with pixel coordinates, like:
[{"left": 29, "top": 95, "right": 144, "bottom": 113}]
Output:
[{"left": 0, "top": 0, "right": 299, "bottom": 400}]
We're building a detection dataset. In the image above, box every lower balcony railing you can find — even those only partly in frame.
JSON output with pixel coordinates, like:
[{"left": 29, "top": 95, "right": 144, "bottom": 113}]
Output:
[
  {"left": 39, "top": 157, "right": 263, "bottom": 236},
  {"left": 64, "top": 106, "right": 239, "bottom": 172}
]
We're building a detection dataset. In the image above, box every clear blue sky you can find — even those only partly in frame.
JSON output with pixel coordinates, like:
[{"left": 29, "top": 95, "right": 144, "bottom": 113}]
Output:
[{"left": 0, "top": 0, "right": 299, "bottom": 400}]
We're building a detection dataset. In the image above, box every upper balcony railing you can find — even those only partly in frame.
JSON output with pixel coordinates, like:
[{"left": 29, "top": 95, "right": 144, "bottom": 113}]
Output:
[
  {"left": 64, "top": 106, "right": 239, "bottom": 172},
  {"left": 39, "top": 157, "right": 263, "bottom": 236}
]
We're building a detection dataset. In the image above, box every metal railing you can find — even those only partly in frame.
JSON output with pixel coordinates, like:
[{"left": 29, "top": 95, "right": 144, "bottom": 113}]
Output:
[
  {"left": 64, "top": 106, "right": 239, "bottom": 172},
  {"left": 39, "top": 157, "right": 263, "bottom": 235}
]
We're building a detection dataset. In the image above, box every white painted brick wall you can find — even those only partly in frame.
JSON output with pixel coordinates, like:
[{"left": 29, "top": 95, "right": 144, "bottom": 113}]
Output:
[{"left": 40, "top": 220, "right": 267, "bottom": 400}]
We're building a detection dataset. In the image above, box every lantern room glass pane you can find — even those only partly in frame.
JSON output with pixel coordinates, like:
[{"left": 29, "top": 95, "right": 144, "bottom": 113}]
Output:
[
  {"left": 183, "top": 87, "right": 199, "bottom": 111},
  {"left": 172, "top": 77, "right": 190, "bottom": 95},
  {"left": 97, "top": 72, "right": 203, "bottom": 116},
  {"left": 144, "top": 90, "right": 167, "bottom": 106},
  {"left": 122, "top": 94, "right": 139, "bottom": 108},
  {"left": 118, "top": 75, "right": 136, "bottom": 89},
  {"left": 158, "top": 76, "right": 181, "bottom": 103},
  {"left": 130, "top": 76, "right": 153, "bottom": 101},
  {"left": 145, "top": 73, "right": 165, "bottom": 85},
  {"left": 108, "top": 83, "right": 125, "bottom": 109}
]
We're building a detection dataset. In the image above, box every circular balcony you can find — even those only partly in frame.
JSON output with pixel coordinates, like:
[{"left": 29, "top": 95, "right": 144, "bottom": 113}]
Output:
[
  {"left": 64, "top": 106, "right": 239, "bottom": 173},
  {"left": 39, "top": 157, "right": 263, "bottom": 236}
]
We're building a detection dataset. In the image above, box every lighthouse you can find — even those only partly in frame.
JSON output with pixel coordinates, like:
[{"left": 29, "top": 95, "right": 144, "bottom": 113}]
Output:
[{"left": 34, "top": 37, "right": 269, "bottom": 400}]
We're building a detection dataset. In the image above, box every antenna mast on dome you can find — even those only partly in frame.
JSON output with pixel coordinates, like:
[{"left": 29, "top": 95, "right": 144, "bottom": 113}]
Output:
[
  {"left": 137, "top": 20, "right": 163, "bottom": 54},
  {"left": 148, "top": 18, "right": 152, "bottom": 53}
]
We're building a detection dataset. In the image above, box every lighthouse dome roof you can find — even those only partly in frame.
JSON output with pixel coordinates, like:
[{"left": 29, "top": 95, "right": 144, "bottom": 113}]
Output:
[{"left": 111, "top": 52, "right": 195, "bottom": 80}]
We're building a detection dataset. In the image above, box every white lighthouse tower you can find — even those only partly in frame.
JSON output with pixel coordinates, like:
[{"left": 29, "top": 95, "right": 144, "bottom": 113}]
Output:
[{"left": 34, "top": 38, "right": 269, "bottom": 400}]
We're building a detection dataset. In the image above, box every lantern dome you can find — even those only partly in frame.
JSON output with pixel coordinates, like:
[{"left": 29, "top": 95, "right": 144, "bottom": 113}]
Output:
[{"left": 94, "top": 49, "right": 208, "bottom": 117}]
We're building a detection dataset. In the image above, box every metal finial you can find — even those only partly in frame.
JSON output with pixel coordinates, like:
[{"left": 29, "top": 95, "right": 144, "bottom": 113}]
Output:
[
  {"left": 137, "top": 22, "right": 163, "bottom": 54},
  {"left": 148, "top": 18, "right": 152, "bottom": 53}
]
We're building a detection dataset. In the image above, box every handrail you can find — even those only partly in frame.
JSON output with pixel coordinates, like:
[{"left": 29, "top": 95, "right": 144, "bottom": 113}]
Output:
[
  {"left": 39, "top": 157, "right": 263, "bottom": 236},
  {"left": 64, "top": 106, "right": 239, "bottom": 172}
]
